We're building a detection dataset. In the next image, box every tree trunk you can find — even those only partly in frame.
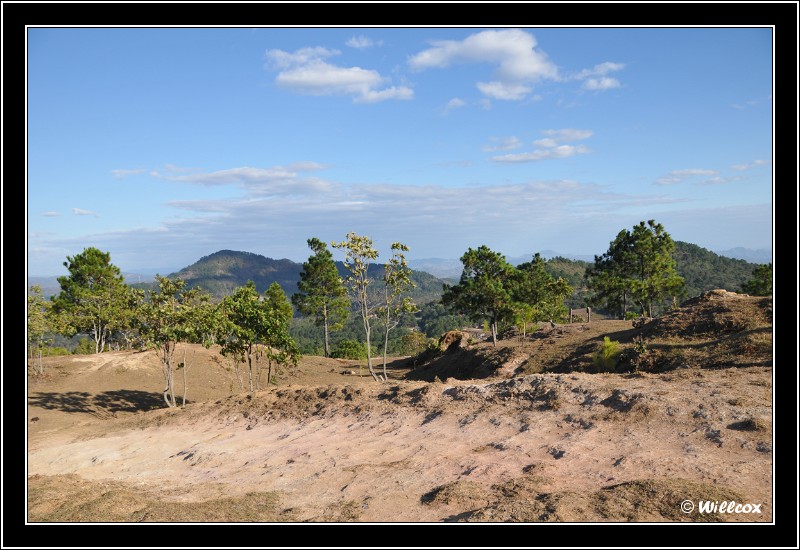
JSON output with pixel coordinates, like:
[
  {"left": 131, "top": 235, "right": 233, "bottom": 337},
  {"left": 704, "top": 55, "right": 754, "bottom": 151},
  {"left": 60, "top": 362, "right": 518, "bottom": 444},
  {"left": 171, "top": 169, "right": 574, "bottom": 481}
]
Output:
[
  {"left": 382, "top": 304, "right": 391, "bottom": 381},
  {"left": 267, "top": 357, "right": 272, "bottom": 387},
  {"left": 181, "top": 348, "right": 188, "bottom": 407},
  {"left": 233, "top": 357, "right": 244, "bottom": 391},
  {"left": 246, "top": 350, "right": 254, "bottom": 393},
  {"left": 323, "top": 304, "right": 330, "bottom": 358},
  {"left": 490, "top": 319, "right": 498, "bottom": 347}
]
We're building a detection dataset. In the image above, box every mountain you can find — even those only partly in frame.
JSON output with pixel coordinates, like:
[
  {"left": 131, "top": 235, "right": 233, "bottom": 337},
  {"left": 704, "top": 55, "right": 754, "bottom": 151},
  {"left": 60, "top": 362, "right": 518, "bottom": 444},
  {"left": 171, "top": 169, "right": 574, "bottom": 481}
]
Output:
[
  {"left": 407, "top": 258, "right": 463, "bottom": 279},
  {"left": 715, "top": 247, "right": 772, "bottom": 264},
  {"left": 673, "top": 242, "right": 759, "bottom": 299},
  {"left": 168, "top": 249, "right": 447, "bottom": 304},
  {"left": 168, "top": 250, "right": 304, "bottom": 298}
]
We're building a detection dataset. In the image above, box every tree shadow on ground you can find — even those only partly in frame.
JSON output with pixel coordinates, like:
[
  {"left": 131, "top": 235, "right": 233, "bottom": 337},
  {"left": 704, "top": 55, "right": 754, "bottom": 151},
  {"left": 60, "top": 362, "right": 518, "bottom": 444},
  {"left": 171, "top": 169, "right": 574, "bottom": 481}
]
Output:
[{"left": 28, "top": 389, "right": 166, "bottom": 417}]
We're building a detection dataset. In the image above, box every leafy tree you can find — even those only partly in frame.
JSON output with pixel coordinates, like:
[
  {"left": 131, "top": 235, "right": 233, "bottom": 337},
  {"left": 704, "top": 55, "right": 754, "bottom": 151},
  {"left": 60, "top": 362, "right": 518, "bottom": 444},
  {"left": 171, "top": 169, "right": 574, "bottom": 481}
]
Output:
[
  {"left": 138, "top": 276, "right": 210, "bottom": 408},
  {"left": 27, "top": 285, "right": 52, "bottom": 375},
  {"left": 585, "top": 229, "right": 637, "bottom": 319},
  {"left": 442, "top": 245, "right": 515, "bottom": 346},
  {"left": 332, "top": 233, "right": 381, "bottom": 381},
  {"left": 261, "top": 282, "right": 300, "bottom": 387},
  {"left": 586, "top": 221, "right": 684, "bottom": 318},
  {"left": 218, "top": 281, "right": 299, "bottom": 392},
  {"left": 512, "top": 253, "right": 573, "bottom": 325},
  {"left": 292, "top": 238, "right": 350, "bottom": 358},
  {"left": 51, "top": 247, "right": 133, "bottom": 354},
  {"left": 331, "top": 339, "right": 367, "bottom": 360},
  {"left": 741, "top": 263, "right": 772, "bottom": 296},
  {"left": 377, "top": 242, "right": 417, "bottom": 380}
]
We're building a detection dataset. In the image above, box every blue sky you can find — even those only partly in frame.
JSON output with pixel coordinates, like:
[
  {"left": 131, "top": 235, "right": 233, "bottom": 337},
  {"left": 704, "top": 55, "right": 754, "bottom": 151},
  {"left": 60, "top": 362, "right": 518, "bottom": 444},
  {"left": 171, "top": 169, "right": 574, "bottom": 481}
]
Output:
[{"left": 27, "top": 26, "right": 773, "bottom": 276}]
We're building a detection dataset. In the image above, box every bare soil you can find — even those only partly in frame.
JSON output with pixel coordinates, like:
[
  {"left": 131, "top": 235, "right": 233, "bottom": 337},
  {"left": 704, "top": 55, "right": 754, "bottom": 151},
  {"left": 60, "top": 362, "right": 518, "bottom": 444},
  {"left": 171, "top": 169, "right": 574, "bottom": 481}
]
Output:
[{"left": 26, "top": 291, "right": 773, "bottom": 523}]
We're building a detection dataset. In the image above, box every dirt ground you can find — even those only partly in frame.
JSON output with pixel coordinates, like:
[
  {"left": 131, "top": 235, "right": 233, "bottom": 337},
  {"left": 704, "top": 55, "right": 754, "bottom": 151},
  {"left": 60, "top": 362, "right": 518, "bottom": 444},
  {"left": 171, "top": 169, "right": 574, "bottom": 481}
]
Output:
[{"left": 26, "top": 291, "right": 774, "bottom": 523}]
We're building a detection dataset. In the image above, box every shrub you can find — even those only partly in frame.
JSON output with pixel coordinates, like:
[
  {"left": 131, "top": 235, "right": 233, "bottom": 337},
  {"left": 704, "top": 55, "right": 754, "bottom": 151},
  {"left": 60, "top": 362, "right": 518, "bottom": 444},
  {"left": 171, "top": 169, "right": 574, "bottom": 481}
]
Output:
[
  {"left": 73, "top": 337, "right": 95, "bottom": 355},
  {"left": 593, "top": 336, "right": 621, "bottom": 372},
  {"left": 330, "top": 339, "right": 367, "bottom": 360},
  {"left": 396, "top": 331, "right": 429, "bottom": 356}
]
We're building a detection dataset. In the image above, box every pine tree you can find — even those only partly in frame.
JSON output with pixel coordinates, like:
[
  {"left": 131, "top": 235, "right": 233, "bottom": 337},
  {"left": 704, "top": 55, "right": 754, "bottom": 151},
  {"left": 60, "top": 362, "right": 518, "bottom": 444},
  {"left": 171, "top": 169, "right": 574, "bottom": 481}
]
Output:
[{"left": 292, "top": 238, "right": 349, "bottom": 358}]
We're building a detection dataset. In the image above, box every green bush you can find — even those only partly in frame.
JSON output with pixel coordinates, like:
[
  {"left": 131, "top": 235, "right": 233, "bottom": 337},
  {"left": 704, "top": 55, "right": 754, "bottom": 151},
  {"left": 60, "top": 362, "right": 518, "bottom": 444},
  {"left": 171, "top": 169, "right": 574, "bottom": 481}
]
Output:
[
  {"left": 395, "top": 331, "right": 429, "bottom": 356},
  {"left": 593, "top": 336, "right": 621, "bottom": 372},
  {"left": 73, "top": 337, "right": 95, "bottom": 355},
  {"left": 330, "top": 339, "right": 367, "bottom": 360}
]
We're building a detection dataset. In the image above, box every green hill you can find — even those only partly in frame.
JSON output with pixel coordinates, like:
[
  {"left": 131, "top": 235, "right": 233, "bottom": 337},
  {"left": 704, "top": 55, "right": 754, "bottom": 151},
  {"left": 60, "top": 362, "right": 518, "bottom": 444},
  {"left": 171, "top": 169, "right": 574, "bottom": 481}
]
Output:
[
  {"left": 542, "top": 241, "right": 762, "bottom": 313},
  {"left": 672, "top": 241, "right": 760, "bottom": 299},
  {"left": 167, "top": 249, "right": 447, "bottom": 304}
]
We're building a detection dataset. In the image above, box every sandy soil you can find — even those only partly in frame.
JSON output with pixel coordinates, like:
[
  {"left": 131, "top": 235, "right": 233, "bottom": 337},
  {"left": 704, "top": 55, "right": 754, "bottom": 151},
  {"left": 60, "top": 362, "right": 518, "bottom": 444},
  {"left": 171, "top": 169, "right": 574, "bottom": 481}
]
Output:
[{"left": 27, "top": 345, "right": 772, "bottom": 523}]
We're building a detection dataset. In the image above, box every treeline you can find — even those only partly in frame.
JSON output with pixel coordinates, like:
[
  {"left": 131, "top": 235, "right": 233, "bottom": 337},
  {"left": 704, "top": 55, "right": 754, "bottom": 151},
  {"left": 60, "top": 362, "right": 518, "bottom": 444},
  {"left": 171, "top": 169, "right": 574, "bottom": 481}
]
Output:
[{"left": 28, "top": 222, "right": 772, "bottom": 389}]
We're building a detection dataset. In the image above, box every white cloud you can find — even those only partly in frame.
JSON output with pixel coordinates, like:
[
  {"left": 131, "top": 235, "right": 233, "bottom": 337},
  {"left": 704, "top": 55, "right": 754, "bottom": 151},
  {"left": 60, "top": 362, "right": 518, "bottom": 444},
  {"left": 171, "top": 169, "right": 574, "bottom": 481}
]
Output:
[
  {"left": 493, "top": 144, "right": 590, "bottom": 163},
  {"left": 476, "top": 81, "right": 532, "bottom": 100},
  {"left": 265, "top": 46, "right": 339, "bottom": 69},
  {"left": 265, "top": 47, "right": 412, "bottom": 103},
  {"left": 697, "top": 175, "right": 743, "bottom": 186},
  {"left": 582, "top": 77, "right": 621, "bottom": 91},
  {"left": 575, "top": 62, "right": 625, "bottom": 79},
  {"left": 483, "top": 136, "right": 522, "bottom": 152},
  {"left": 41, "top": 211, "right": 59, "bottom": 217},
  {"left": 152, "top": 165, "right": 338, "bottom": 195},
  {"left": 443, "top": 97, "right": 466, "bottom": 114},
  {"left": 72, "top": 208, "right": 98, "bottom": 217},
  {"left": 572, "top": 61, "right": 624, "bottom": 91},
  {"left": 540, "top": 128, "right": 593, "bottom": 141},
  {"left": 111, "top": 168, "right": 146, "bottom": 179},
  {"left": 409, "top": 29, "right": 558, "bottom": 101},
  {"left": 731, "top": 159, "right": 768, "bottom": 171},
  {"left": 491, "top": 128, "right": 592, "bottom": 163},
  {"left": 346, "top": 35, "right": 381, "bottom": 49},
  {"left": 655, "top": 168, "right": 718, "bottom": 185}
]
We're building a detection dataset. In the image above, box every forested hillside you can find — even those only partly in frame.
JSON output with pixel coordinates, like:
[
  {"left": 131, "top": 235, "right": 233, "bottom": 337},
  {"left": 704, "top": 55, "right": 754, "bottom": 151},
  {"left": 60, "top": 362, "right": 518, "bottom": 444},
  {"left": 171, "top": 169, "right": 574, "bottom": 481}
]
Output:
[{"left": 167, "top": 250, "right": 446, "bottom": 305}]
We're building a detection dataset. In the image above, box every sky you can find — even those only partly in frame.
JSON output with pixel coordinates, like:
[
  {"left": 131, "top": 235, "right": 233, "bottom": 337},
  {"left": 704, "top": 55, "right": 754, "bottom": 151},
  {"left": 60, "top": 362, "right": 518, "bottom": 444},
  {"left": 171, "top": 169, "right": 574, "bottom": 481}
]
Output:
[{"left": 26, "top": 26, "right": 774, "bottom": 276}]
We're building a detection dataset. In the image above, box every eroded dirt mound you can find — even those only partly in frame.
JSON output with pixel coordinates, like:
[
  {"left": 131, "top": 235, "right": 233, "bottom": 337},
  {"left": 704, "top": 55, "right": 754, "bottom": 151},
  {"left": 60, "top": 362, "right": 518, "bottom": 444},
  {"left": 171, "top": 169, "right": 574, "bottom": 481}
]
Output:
[{"left": 643, "top": 290, "right": 772, "bottom": 338}]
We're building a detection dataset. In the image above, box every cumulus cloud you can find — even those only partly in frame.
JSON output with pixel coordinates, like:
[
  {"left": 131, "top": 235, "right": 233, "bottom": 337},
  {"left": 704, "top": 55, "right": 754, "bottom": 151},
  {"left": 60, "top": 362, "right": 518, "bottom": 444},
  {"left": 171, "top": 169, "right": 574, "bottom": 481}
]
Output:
[
  {"left": 41, "top": 211, "right": 59, "bottom": 217},
  {"left": 111, "top": 168, "right": 146, "bottom": 179},
  {"left": 655, "top": 168, "right": 718, "bottom": 185},
  {"left": 573, "top": 61, "right": 625, "bottom": 91},
  {"left": 492, "top": 128, "right": 592, "bottom": 163},
  {"left": 346, "top": 35, "right": 381, "bottom": 49},
  {"left": 731, "top": 159, "right": 768, "bottom": 171},
  {"left": 408, "top": 29, "right": 558, "bottom": 101},
  {"left": 265, "top": 46, "right": 412, "bottom": 103},
  {"left": 72, "top": 208, "right": 98, "bottom": 217},
  {"left": 483, "top": 136, "right": 522, "bottom": 152}
]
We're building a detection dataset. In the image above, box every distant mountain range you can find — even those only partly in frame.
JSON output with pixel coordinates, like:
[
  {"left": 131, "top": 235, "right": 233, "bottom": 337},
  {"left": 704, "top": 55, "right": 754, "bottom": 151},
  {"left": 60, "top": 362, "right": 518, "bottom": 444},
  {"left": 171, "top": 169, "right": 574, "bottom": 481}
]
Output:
[{"left": 714, "top": 247, "right": 772, "bottom": 264}]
